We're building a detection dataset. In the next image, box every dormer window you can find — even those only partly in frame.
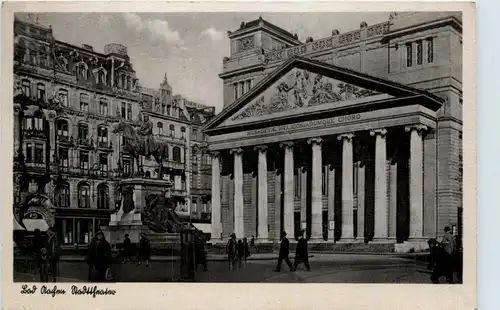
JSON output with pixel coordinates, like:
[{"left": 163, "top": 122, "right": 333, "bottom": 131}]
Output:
[
  {"left": 427, "top": 37, "right": 434, "bottom": 63},
  {"left": 406, "top": 43, "right": 413, "bottom": 68}
]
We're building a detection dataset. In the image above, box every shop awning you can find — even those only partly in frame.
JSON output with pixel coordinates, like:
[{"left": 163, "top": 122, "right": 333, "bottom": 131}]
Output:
[
  {"left": 192, "top": 223, "right": 211, "bottom": 234},
  {"left": 14, "top": 218, "right": 25, "bottom": 231},
  {"left": 22, "top": 219, "right": 49, "bottom": 232}
]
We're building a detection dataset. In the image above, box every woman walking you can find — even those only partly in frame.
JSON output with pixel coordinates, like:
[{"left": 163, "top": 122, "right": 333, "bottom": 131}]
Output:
[
  {"left": 87, "top": 230, "right": 112, "bottom": 282},
  {"left": 137, "top": 233, "right": 151, "bottom": 267}
]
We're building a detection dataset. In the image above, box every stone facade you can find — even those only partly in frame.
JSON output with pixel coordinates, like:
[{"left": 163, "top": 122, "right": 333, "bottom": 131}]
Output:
[
  {"left": 13, "top": 16, "right": 215, "bottom": 247},
  {"left": 204, "top": 12, "right": 462, "bottom": 246}
]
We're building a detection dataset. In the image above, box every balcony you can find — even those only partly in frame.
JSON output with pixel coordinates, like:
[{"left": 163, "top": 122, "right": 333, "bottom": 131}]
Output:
[
  {"left": 23, "top": 129, "right": 47, "bottom": 139},
  {"left": 97, "top": 141, "right": 113, "bottom": 151},
  {"left": 77, "top": 138, "right": 93, "bottom": 148},
  {"left": 171, "top": 189, "right": 187, "bottom": 197},
  {"left": 191, "top": 188, "right": 211, "bottom": 196},
  {"left": 163, "top": 160, "right": 185, "bottom": 171},
  {"left": 57, "top": 135, "right": 73, "bottom": 145}
]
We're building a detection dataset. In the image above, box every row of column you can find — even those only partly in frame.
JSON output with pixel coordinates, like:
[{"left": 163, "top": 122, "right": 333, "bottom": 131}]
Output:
[{"left": 210, "top": 124, "right": 428, "bottom": 242}]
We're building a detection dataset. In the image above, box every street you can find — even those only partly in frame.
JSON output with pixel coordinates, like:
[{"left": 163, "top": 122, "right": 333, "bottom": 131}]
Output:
[{"left": 13, "top": 254, "right": 435, "bottom": 283}]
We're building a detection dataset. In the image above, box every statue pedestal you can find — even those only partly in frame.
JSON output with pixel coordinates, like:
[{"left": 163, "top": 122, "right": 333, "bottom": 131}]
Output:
[{"left": 102, "top": 177, "right": 173, "bottom": 245}]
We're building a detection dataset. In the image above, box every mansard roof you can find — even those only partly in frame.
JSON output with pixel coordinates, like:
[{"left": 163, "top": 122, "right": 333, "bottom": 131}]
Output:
[{"left": 202, "top": 55, "right": 444, "bottom": 132}]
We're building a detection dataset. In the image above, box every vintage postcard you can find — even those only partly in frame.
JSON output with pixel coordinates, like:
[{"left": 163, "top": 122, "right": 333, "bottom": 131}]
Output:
[{"left": 2, "top": 1, "right": 476, "bottom": 309}]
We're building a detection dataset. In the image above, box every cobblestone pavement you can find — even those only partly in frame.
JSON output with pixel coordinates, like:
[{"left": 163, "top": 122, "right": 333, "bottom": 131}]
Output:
[{"left": 13, "top": 254, "right": 436, "bottom": 283}]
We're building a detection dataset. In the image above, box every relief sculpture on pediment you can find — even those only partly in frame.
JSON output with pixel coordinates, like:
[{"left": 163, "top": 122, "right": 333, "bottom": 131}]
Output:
[{"left": 232, "top": 68, "right": 379, "bottom": 121}]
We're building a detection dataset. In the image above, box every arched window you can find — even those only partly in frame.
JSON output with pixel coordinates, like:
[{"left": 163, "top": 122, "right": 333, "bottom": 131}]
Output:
[
  {"left": 98, "top": 126, "right": 108, "bottom": 144},
  {"left": 99, "top": 153, "right": 108, "bottom": 177},
  {"left": 78, "top": 123, "right": 89, "bottom": 142},
  {"left": 157, "top": 122, "right": 163, "bottom": 135},
  {"left": 99, "top": 98, "right": 108, "bottom": 115},
  {"left": 78, "top": 182, "right": 90, "bottom": 208},
  {"left": 80, "top": 93, "right": 89, "bottom": 112},
  {"left": 22, "top": 79, "right": 31, "bottom": 97},
  {"left": 56, "top": 182, "right": 70, "bottom": 208},
  {"left": 173, "top": 146, "right": 181, "bottom": 162},
  {"left": 181, "top": 127, "right": 186, "bottom": 139},
  {"left": 56, "top": 119, "right": 69, "bottom": 138},
  {"left": 97, "top": 183, "right": 109, "bottom": 209},
  {"left": 37, "top": 83, "right": 46, "bottom": 101},
  {"left": 59, "top": 89, "right": 69, "bottom": 107},
  {"left": 192, "top": 129, "right": 198, "bottom": 141},
  {"left": 169, "top": 124, "right": 175, "bottom": 137},
  {"left": 145, "top": 171, "right": 151, "bottom": 178}
]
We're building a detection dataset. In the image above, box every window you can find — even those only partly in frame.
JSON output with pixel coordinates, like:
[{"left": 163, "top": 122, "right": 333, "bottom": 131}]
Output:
[
  {"left": 99, "top": 99, "right": 108, "bottom": 115},
  {"left": 406, "top": 43, "right": 413, "bottom": 67},
  {"left": 22, "top": 80, "right": 31, "bottom": 97},
  {"left": 169, "top": 124, "right": 175, "bottom": 137},
  {"left": 78, "top": 123, "right": 89, "bottom": 142},
  {"left": 294, "top": 168, "right": 301, "bottom": 198},
  {"left": 37, "top": 83, "right": 46, "bottom": 101},
  {"left": 127, "top": 103, "right": 132, "bottom": 120},
  {"left": 24, "top": 118, "right": 33, "bottom": 130},
  {"left": 80, "top": 93, "right": 89, "bottom": 112},
  {"left": 59, "top": 148, "right": 69, "bottom": 170},
  {"left": 34, "top": 144, "right": 44, "bottom": 163},
  {"left": 56, "top": 119, "right": 69, "bottom": 137},
  {"left": 26, "top": 143, "right": 33, "bottom": 163},
  {"left": 98, "top": 127, "right": 108, "bottom": 144},
  {"left": 59, "top": 89, "right": 68, "bottom": 107},
  {"left": 99, "top": 154, "right": 108, "bottom": 177},
  {"left": 192, "top": 129, "right": 198, "bottom": 141},
  {"left": 427, "top": 37, "right": 434, "bottom": 63},
  {"left": 56, "top": 182, "right": 70, "bottom": 208},
  {"left": 123, "top": 159, "right": 131, "bottom": 177},
  {"left": 39, "top": 50, "right": 48, "bottom": 68},
  {"left": 173, "top": 146, "right": 181, "bottom": 162},
  {"left": 78, "top": 182, "right": 90, "bottom": 208},
  {"left": 181, "top": 127, "right": 186, "bottom": 139},
  {"left": 322, "top": 166, "right": 328, "bottom": 195},
  {"left": 416, "top": 40, "right": 423, "bottom": 65},
  {"left": 79, "top": 151, "right": 89, "bottom": 172},
  {"left": 193, "top": 155, "right": 198, "bottom": 165},
  {"left": 34, "top": 117, "right": 43, "bottom": 131},
  {"left": 97, "top": 184, "right": 109, "bottom": 209},
  {"left": 157, "top": 123, "right": 163, "bottom": 135},
  {"left": 121, "top": 102, "right": 127, "bottom": 118}
]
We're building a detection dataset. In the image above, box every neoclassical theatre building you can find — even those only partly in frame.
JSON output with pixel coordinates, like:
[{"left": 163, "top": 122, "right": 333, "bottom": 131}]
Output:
[{"left": 202, "top": 12, "right": 462, "bottom": 248}]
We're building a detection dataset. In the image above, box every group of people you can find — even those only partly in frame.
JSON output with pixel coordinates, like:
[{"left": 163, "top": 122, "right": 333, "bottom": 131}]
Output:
[
  {"left": 33, "top": 227, "right": 60, "bottom": 282},
  {"left": 275, "top": 230, "right": 310, "bottom": 272},
  {"left": 119, "top": 233, "right": 151, "bottom": 267},
  {"left": 427, "top": 226, "right": 463, "bottom": 284},
  {"left": 225, "top": 233, "right": 251, "bottom": 270}
]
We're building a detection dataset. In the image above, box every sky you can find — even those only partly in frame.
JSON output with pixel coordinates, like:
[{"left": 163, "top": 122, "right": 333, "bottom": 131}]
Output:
[{"left": 19, "top": 12, "right": 390, "bottom": 113}]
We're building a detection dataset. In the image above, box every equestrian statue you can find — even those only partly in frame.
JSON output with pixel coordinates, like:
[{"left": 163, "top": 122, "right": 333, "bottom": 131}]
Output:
[{"left": 113, "top": 114, "right": 168, "bottom": 177}]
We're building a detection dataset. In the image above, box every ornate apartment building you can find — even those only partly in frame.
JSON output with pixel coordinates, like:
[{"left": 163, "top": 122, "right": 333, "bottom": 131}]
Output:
[
  {"left": 13, "top": 16, "right": 215, "bottom": 247},
  {"left": 203, "top": 12, "right": 462, "bottom": 247}
]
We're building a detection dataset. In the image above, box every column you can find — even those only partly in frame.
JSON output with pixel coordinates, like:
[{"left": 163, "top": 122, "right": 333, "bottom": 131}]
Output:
[
  {"left": 231, "top": 148, "right": 244, "bottom": 239},
  {"left": 279, "top": 141, "right": 295, "bottom": 237},
  {"left": 110, "top": 57, "right": 115, "bottom": 87},
  {"left": 47, "top": 115, "right": 56, "bottom": 164},
  {"left": 210, "top": 151, "right": 222, "bottom": 241},
  {"left": 370, "top": 128, "right": 389, "bottom": 240},
  {"left": 307, "top": 137, "right": 323, "bottom": 240},
  {"left": 327, "top": 165, "right": 335, "bottom": 240},
  {"left": 254, "top": 145, "right": 269, "bottom": 241},
  {"left": 357, "top": 163, "right": 365, "bottom": 241},
  {"left": 405, "top": 124, "right": 427, "bottom": 239},
  {"left": 14, "top": 105, "right": 21, "bottom": 152},
  {"left": 337, "top": 133, "right": 355, "bottom": 241},
  {"left": 389, "top": 161, "right": 398, "bottom": 239}
]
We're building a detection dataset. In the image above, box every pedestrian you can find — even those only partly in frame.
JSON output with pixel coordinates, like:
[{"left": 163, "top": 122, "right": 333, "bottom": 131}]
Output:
[
  {"left": 275, "top": 231, "right": 294, "bottom": 272},
  {"left": 294, "top": 229, "right": 311, "bottom": 271},
  {"left": 87, "top": 235, "right": 97, "bottom": 282},
  {"left": 33, "top": 228, "right": 47, "bottom": 279},
  {"left": 38, "top": 247, "right": 50, "bottom": 283},
  {"left": 243, "top": 237, "right": 250, "bottom": 260},
  {"left": 194, "top": 235, "right": 208, "bottom": 272},
  {"left": 137, "top": 233, "right": 151, "bottom": 267},
  {"left": 250, "top": 235, "right": 255, "bottom": 246},
  {"left": 441, "top": 226, "right": 457, "bottom": 282},
  {"left": 46, "top": 227, "right": 60, "bottom": 282},
  {"left": 236, "top": 240, "right": 245, "bottom": 268},
  {"left": 428, "top": 238, "right": 453, "bottom": 283},
  {"left": 87, "top": 230, "right": 112, "bottom": 282},
  {"left": 226, "top": 233, "right": 237, "bottom": 271},
  {"left": 122, "top": 233, "right": 132, "bottom": 263}
]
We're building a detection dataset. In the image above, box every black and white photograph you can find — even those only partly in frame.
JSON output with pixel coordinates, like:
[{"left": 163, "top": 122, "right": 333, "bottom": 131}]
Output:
[
  {"left": 2, "top": 2, "right": 478, "bottom": 308},
  {"left": 8, "top": 9, "right": 467, "bottom": 286}
]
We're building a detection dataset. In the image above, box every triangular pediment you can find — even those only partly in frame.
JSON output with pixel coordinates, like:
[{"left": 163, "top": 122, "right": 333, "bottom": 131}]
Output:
[{"left": 203, "top": 56, "right": 443, "bottom": 132}]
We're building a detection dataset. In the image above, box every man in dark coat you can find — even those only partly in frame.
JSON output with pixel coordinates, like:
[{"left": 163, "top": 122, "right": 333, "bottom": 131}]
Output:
[
  {"left": 194, "top": 235, "right": 208, "bottom": 271},
  {"left": 46, "top": 227, "right": 60, "bottom": 282},
  {"left": 226, "top": 233, "right": 237, "bottom": 271},
  {"left": 428, "top": 238, "right": 453, "bottom": 284},
  {"left": 137, "top": 233, "right": 151, "bottom": 267},
  {"left": 275, "top": 231, "right": 295, "bottom": 272},
  {"left": 294, "top": 230, "right": 311, "bottom": 271},
  {"left": 87, "top": 230, "right": 112, "bottom": 282},
  {"left": 122, "top": 233, "right": 132, "bottom": 263}
]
